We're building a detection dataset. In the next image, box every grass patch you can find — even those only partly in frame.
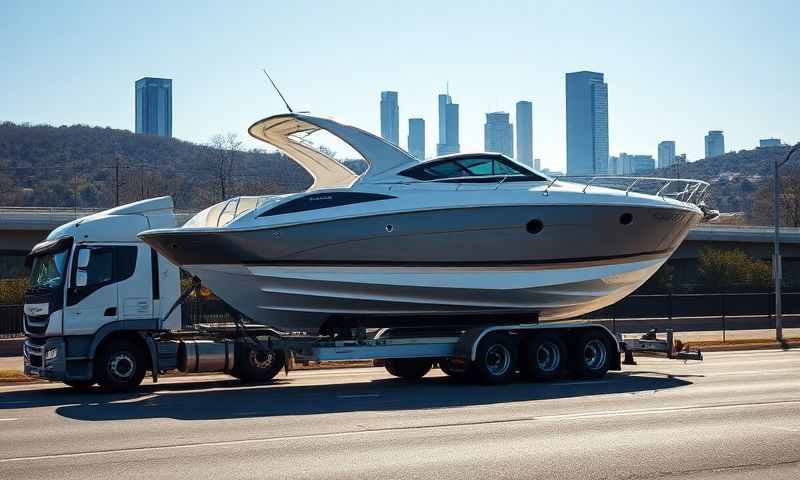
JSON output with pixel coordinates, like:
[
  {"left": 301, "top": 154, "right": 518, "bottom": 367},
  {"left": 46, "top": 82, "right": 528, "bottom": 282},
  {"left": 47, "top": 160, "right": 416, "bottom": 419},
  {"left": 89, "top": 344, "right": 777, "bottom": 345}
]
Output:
[{"left": 0, "top": 369, "right": 35, "bottom": 383}]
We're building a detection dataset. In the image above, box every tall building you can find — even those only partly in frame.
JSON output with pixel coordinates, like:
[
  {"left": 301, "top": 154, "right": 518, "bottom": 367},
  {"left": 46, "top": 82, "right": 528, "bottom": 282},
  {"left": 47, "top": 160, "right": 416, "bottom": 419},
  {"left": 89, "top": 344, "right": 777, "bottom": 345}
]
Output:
[
  {"left": 484, "top": 112, "right": 514, "bottom": 158},
  {"left": 658, "top": 141, "right": 676, "bottom": 169},
  {"left": 380, "top": 91, "right": 399, "bottom": 145},
  {"left": 608, "top": 155, "right": 620, "bottom": 175},
  {"left": 619, "top": 153, "right": 655, "bottom": 175},
  {"left": 704, "top": 130, "right": 725, "bottom": 158},
  {"left": 135, "top": 77, "right": 172, "bottom": 137},
  {"left": 437, "top": 94, "right": 460, "bottom": 155},
  {"left": 566, "top": 71, "right": 608, "bottom": 175},
  {"left": 533, "top": 158, "right": 541, "bottom": 171},
  {"left": 407, "top": 118, "right": 425, "bottom": 160},
  {"left": 759, "top": 138, "right": 782, "bottom": 148},
  {"left": 515, "top": 101, "right": 533, "bottom": 167}
]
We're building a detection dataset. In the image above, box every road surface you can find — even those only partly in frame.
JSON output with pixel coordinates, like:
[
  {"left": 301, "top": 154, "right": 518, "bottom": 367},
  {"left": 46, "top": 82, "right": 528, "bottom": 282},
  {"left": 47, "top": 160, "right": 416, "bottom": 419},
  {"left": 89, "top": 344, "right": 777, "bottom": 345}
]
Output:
[{"left": 0, "top": 349, "right": 799, "bottom": 479}]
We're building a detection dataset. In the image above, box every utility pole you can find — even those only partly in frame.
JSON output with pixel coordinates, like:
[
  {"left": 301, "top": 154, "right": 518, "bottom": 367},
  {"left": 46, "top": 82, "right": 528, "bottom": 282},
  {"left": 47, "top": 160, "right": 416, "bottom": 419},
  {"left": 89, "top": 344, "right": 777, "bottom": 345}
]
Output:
[
  {"left": 773, "top": 143, "right": 800, "bottom": 343},
  {"left": 115, "top": 155, "right": 121, "bottom": 207}
]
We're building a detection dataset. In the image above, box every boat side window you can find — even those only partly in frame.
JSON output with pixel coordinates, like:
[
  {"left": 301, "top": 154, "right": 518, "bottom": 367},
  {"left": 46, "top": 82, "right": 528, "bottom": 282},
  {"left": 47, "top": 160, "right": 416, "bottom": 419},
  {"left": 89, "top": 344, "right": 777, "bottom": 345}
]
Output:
[{"left": 259, "top": 192, "right": 396, "bottom": 217}]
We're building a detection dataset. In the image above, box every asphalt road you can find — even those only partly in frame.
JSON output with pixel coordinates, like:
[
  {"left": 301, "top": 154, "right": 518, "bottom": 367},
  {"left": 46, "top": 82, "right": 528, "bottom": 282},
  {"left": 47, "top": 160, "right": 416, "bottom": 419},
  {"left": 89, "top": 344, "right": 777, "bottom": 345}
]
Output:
[{"left": 0, "top": 350, "right": 799, "bottom": 479}]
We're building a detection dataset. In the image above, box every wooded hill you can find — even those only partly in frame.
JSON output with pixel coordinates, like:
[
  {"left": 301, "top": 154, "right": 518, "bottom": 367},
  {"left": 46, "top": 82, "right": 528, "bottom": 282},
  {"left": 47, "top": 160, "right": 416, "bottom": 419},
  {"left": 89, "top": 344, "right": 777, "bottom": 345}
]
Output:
[{"left": 0, "top": 122, "right": 312, "bottom": 210}]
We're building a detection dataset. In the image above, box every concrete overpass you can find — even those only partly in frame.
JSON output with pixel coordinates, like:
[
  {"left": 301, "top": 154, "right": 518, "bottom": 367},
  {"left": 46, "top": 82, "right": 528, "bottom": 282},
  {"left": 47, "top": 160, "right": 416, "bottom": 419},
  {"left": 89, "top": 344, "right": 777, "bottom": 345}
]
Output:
[{"left": 2, "top": 207, "right": 800, "bottom": 278}]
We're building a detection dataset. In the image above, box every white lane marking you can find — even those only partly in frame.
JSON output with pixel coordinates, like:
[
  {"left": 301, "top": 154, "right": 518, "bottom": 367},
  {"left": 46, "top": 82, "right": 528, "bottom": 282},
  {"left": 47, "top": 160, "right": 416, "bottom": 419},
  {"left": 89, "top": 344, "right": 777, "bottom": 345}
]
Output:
[
  {"left": 337, "top": 394, "right": 381, "bottom": 399},
  {"left": 0, "top": 418, "right": 19, "bottom": 422},
  {"left": 2, "top": 399, "right": 800, "bottom": 464},
  {"left": 534, "top": 399, "right": 800, "bottom": 421}
]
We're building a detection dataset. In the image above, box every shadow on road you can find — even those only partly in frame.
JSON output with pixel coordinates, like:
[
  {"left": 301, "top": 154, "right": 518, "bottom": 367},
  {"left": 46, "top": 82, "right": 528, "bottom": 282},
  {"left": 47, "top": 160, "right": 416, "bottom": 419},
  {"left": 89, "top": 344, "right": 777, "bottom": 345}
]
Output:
[{"left": 0, "top": 371, "right": 692, "bottom": 422}]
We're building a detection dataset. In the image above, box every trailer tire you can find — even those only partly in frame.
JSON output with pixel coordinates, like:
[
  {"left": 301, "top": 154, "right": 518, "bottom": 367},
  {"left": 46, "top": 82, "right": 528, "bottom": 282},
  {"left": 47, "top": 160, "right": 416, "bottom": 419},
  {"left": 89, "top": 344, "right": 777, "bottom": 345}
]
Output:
[
  {"left": 438, "top": 358, "right": 466, "bottom": 380},
  {"left": 94, "top": 339, "right": 147, "bottom": 392},
  {"left": 572, "top": 330, "right": 611, "bottom": 379},
  {"left": 522, "top": 333, "right": 566, "bottom": 382},
  {"left": 233, "top": 344, "right": 285, "bottom": 383},
  {"left": 469, "top": 332, "right": 517, "bottom": 385},
  {"left": 64, "top": 380, "right": 94, "bottom": 392},
  {"left": 384, "top": 358, "right": 432, "bottom": 381}
]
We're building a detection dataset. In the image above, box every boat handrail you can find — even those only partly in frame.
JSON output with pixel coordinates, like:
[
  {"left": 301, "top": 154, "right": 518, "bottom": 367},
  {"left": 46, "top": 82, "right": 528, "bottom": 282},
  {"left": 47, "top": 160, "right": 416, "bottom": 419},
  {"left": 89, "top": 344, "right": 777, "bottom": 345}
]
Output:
[{"left": 542, "top": 175, "right": 711, "bottom": 206}]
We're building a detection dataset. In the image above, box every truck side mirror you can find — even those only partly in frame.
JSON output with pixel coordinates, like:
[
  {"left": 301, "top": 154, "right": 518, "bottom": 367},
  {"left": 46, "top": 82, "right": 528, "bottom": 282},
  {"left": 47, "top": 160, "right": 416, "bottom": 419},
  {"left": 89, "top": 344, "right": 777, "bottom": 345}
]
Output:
[
  {"left": 77, "top": 248, "right": 91, "bottom": 269},
  {"left": 75, "top": 270, "right": 88, "bottom": 288}
]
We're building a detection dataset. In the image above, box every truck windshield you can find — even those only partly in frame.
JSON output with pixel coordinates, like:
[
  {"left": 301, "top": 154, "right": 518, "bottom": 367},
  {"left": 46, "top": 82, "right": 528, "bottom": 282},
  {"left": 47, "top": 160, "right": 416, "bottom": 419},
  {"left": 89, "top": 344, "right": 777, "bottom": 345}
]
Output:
[{"left": 28, "top": 249, "right": 69, "bottom": 290}]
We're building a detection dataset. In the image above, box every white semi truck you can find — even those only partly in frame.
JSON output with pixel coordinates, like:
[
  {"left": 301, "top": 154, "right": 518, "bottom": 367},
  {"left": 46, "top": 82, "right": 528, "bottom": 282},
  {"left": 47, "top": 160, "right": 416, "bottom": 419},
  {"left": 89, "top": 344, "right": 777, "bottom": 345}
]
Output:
[{"left": 22, "top": 197, "right": 697, "bottom": 392}]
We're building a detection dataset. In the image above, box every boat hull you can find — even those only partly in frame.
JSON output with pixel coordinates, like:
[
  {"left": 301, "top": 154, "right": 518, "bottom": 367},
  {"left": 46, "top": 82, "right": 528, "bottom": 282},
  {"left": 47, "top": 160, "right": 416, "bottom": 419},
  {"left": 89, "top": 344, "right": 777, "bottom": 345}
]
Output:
[{"left": 184, "top": 252, "right": 669, "bottom": 332}]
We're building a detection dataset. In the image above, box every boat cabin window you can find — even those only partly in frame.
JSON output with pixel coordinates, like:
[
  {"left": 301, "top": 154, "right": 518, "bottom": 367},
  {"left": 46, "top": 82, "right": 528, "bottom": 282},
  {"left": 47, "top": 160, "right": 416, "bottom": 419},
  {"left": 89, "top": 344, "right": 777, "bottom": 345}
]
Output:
[{"left": 399, "top": 155, "right": 546, "bottom": 182}]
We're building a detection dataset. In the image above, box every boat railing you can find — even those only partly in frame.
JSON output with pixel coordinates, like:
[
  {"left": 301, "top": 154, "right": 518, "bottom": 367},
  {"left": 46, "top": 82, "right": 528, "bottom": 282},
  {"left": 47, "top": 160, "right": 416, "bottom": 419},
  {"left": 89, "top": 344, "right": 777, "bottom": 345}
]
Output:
[{"left": 542, "top": 175, "right": 711, "bottom": 206}]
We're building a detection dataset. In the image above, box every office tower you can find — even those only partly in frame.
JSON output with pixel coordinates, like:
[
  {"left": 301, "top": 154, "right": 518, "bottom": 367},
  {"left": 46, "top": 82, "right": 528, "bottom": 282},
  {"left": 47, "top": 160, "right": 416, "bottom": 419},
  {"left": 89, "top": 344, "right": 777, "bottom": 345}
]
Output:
[
  {"left": 619, "top": 153, "right": 655, "bottom": 175},
  {"left": 515, "top": 101, "right": 533, "bottom": 167},
  {"left": 407, "top": 118, "right": 425, "bottom": 160},
  {"left": 608, "top": 155, "right": 619, "bottom": 175},
  {"left": 533, "top": 158, "right": 541, "bottom": 171},
  {"left": 135, "top": 77, "right": 172, "bottom": 137},
  {"left": 437, "top": 93, "right": 460, "bottom": 155},
  {"left": 566, "top": 71, "right": 608, "bottom": 175},
  {"left": 759, "top": 138, "right": 782, "bottom": 148},
  {"left": 484, "top": 112, "right": 514, "bottom": 158},
  {"left": 658, "top": 141, "right": 676, "bottom": 169},
  {"left": 380, "top": 91, "right": 399, "bottom": 145},
  {"left": 704, "top": 130, "right": 725, "bottom": 158}
]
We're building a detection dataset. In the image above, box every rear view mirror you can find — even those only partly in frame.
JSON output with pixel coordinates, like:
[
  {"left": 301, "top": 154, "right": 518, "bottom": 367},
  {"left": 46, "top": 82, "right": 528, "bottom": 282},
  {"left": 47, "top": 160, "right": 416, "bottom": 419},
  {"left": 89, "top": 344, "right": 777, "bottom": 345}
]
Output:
[
  {"left": 75, "top": 270, "right": 88, "bottom": 288},
  {"left": 77, "top": 249, "right": 91, "bottom": 269}
]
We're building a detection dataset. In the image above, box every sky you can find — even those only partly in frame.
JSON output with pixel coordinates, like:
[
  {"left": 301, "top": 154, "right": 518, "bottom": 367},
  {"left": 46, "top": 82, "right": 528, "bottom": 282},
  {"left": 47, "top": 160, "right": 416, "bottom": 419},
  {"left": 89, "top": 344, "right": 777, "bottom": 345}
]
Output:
[{"left": 1, "top": 0, "right": 798, "bottom": 173}]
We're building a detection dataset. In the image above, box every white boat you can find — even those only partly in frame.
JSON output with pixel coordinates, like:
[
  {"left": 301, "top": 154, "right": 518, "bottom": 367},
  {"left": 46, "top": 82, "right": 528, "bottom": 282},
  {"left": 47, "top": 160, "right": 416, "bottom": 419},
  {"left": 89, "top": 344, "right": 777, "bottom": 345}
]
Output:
[{"left": 139, "top": 113, "right": 709, "bottom": 333}]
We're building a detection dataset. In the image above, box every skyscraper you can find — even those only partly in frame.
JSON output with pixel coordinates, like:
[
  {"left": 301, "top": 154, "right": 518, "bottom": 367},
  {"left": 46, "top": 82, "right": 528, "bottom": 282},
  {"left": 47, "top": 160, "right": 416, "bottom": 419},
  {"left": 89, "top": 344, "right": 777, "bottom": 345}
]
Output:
[
  {"left": 619, "top": 153, "right": 655, "bottom": 175},
  {"left": 515, "top": 101, "right": 533, "bottom": 167},
  {"left": 658, "top": 141, "right": 676, "bottom": 169},
  {"left": 566, "top": 71, "right": 608, "bottom": 175},
  {"left": 484, "top": 112, "right": 514, "bottom": 158},
  {"left": 407, "top": 118, "right": 425, "bottom": 160},
  {"left": 437, "top": 93, "right": 460, "bottom": 155},
  {"left": 759, "top": 138, "right": 782, "bottom": 148},
  {"left": 704, "top": 130, "right": 725, "bottom": 158},
  {"left": 380, "top": 91, "right": 399, "bottom": 145},
  {"left": 135, "top": 77, "right": 172, "bottom": 137},
  {"left": 533, "top": 158, "right": 541, "bottom": 171}
]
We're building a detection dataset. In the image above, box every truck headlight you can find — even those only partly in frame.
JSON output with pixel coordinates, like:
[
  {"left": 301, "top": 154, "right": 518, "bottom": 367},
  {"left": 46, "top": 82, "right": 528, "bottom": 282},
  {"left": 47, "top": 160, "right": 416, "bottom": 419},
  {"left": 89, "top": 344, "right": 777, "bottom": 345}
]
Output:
[{"left": 45, "top": 348, "right": 58, "bottom": 361}]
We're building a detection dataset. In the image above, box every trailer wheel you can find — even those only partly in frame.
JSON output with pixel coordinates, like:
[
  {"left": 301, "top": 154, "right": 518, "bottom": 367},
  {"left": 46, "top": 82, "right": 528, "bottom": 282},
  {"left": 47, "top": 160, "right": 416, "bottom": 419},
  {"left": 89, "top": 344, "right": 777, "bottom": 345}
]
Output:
[
  {"left": 94, "top": 339, "right": 147, "bottom": 392},
  {"left": 522, "top": 333, "right": 566, "bottom": 382},
  {"left": 572, "top": 330, "right": 611, "bottom": 379},
  {"left": 233, "top": 344, "right": 285, "bottom": 383},
  {"left": 384, "top": 358, "right": 432, "bottom": 381},
  {"left": 64, "top": 380, "right": 94, "bottom": 392},
  {"left": 469, "top": 332, "right": 517, "bottom": 385}
]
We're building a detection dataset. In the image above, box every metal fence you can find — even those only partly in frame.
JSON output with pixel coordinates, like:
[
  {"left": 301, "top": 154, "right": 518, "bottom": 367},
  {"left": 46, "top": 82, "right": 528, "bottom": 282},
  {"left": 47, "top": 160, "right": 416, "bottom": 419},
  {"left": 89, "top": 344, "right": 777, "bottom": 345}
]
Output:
[{"left": 0, "top": 305, "right": 24, "bottom": 338}]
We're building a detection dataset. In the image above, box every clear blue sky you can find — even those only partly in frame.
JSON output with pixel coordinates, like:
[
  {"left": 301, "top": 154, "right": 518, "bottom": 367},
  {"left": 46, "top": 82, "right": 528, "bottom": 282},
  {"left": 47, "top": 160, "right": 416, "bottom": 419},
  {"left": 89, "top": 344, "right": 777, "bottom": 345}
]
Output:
[{"left": 1, "top": 0, "right": 798, "bottom": 172}]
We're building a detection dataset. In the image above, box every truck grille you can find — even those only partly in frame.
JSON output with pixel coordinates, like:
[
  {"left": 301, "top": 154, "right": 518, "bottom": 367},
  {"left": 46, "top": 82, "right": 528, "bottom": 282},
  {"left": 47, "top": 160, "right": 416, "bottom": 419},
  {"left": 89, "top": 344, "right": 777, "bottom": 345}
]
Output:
[{"left": 24, "top": 315, "right": 48, "bottom": 336}]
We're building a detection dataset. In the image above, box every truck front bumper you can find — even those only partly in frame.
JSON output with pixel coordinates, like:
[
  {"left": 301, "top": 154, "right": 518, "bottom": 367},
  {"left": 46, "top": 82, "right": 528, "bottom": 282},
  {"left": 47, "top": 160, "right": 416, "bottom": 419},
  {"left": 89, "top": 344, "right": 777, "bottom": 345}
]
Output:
[{"left": 23, "top": 337, "right": 68, "bottom": 381}]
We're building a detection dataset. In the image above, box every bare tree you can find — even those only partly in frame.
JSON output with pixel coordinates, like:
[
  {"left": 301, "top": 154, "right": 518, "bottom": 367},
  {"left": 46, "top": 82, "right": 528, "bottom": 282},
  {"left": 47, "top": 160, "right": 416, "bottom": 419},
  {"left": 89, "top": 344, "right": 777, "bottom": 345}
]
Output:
[
  {"left": 750, "top": 168, "right": 800, "bottom": 227},
  {"left": 208, "top": 133, "right": 243, "bottom": 201}
]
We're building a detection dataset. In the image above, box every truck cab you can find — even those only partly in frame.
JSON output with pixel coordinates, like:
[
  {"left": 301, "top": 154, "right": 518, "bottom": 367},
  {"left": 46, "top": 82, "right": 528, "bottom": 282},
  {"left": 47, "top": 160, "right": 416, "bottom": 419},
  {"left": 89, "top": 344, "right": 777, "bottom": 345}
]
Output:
[{"left": 23, "top": 197, "right": 181, "bottom": 390}]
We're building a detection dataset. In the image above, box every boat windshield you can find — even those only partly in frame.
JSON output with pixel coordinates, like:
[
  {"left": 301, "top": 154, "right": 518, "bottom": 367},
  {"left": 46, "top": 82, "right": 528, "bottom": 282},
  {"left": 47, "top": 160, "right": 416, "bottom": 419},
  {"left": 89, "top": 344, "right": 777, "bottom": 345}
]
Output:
[
  {"left": 28, "top": 248, "right": 69, "bottom": 290},
  {"left": 398, "top": 155, "right": 546, "bottom": 182}
]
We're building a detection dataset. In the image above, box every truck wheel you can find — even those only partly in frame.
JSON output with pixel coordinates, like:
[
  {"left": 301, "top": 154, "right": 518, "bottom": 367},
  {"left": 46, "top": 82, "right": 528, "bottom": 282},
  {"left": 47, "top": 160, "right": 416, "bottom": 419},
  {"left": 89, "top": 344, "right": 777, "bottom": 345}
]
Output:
[
  {"left": 469, "top": 332, "right": 517, "bottom": 385},
  {"left": 572, "top": 330, "right": 611, "bottom": 379},
  {"left": 94, "top": 339, "right": 147, "bottom": 392},
  {"left": 384, "top": 358, "right": 432, "bottom": 381},
  {"left": 522, "top": 333, "right": 566, "bottom": 382},
  {"left": 438, "top": 358, "right": 466, "bottom": 380},
  {"left": 233, "top": 344, "right": 285, "bottom": 383},
  {"left": 64, "top": 380, "right": 94, "bottom": 392}
]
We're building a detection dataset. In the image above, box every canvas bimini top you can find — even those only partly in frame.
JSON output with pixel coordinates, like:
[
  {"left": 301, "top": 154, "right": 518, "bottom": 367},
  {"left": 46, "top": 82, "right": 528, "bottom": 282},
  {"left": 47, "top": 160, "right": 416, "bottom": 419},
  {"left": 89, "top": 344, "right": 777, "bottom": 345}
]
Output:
[{"left": 248, "top": 113, "right": 420, "bottom": 190}]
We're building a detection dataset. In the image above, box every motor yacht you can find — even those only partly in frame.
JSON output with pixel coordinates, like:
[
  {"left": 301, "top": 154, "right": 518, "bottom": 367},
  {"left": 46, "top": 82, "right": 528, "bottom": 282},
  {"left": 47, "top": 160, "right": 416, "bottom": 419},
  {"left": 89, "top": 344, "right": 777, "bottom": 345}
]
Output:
[{"left": 139, "top": 113, "right": 709, "bottom": 333}]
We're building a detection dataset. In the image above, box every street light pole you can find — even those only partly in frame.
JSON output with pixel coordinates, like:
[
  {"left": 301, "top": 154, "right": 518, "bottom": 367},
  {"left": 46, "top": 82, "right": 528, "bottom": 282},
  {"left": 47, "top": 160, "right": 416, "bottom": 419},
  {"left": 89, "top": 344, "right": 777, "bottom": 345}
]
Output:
[{"left": 773, "top": 143, "right": 800, "bottom": 343}]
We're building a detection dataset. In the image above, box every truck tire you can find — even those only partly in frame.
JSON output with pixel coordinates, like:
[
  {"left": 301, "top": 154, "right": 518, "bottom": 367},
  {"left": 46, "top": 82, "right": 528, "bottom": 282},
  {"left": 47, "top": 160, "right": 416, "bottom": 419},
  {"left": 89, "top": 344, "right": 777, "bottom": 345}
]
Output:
[
  {"left": 521, "top": 333, "right": 566, "bottom": 382},
  {"left": 572, "top": 330, "right": 611, "bottom": 379},
  {"left": 438, "top": 358, "right": 466, "bottom": 380},
  {"left": 94, "top": 339, "right": 147, "bottom": 392},
  {"left": 64, "top": 380, "right": 94, "bottom": 392},
  {"left": 469, "top": 332, "right": 517, "bottom": 385},
  {"left": 233, "top": 344, "right": 285, "bottom": 383},
  {"left": 384, "top": 358, "right": 432, "bottom": 381}
]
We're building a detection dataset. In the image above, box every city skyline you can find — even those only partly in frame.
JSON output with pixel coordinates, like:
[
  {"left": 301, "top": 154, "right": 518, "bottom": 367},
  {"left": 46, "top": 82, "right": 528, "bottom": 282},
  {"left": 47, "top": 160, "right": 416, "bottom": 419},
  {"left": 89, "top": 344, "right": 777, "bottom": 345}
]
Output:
[{"left": 2, "top": 1, "right": 799, "bottom": 172}]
